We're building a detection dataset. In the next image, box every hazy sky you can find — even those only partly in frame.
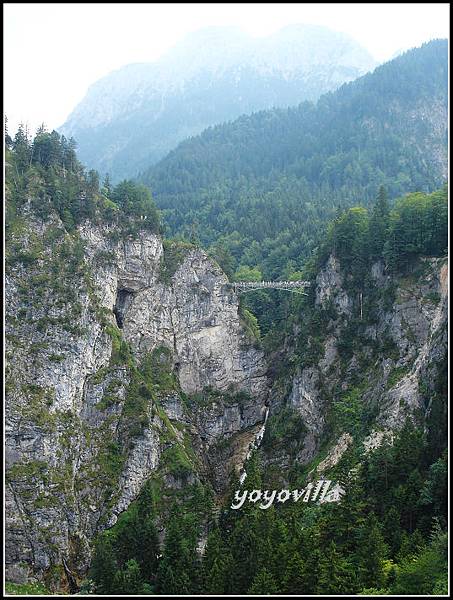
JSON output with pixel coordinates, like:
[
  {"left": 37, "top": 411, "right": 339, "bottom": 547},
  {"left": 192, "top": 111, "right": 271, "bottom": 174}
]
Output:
[{"left": 4, "top": 3, "right": 449, "bottom": 135}]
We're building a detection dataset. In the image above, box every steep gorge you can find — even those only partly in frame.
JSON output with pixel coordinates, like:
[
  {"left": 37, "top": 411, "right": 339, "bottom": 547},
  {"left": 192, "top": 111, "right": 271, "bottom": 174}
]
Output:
[{"left": 5, "top": 205, "right": 447, "bottom": 591}]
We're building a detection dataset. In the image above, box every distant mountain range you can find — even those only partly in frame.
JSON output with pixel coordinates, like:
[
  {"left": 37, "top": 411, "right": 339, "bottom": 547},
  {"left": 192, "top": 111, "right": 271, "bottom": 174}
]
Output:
[
  {"left": 142, "top": 40, "right": 448, "bottom": 277},
  {"left": 59, "top": 24, "right": 377, "bottom": 181}
]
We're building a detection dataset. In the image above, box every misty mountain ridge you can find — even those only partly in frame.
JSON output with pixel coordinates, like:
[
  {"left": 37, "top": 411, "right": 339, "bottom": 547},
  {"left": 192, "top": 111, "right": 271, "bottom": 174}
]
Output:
[
  {"left": 59, "top": 24, "right": 377, "bottom": 181},
  {"left": 142, "top": 39, "right": 447, "bottom": 281}
]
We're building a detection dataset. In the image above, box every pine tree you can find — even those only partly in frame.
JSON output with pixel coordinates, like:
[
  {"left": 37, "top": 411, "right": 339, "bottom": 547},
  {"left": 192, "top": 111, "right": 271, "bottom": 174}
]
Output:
[
  {"left": 102, "top": 173, "right": 112, "bottom": 197},
  {"left": 137, "top": 515, "right": 159, "bottom": 581},
  {"left": 357, "top": 513, "right": 388, "bottom": 589},
  {"left": 247, "top": 567, "right": 279, "bottom": 595},
  {"left": 383, "top": 506, "right": 402, "bottom": 556},
  {"left": 5, "top": 116, "right": 13, "bottom": 149},
  {"left": 369, "top": 185, "right": 390, "bottom": 260},
  {"left": 317, "top": 541, "right": 357, "bottom": 594},
  {"left": 325, "top": 470, "right": 367, "bottom": 553},
  {"left": 282, "top": 551, "right": 306, "bottom": 594},
  {"left": 113, "top": 559, "right": 144, "bottom": 595},
  {"left": 230, "top": 519, "right": 259, "bottom": 592},
  {"left": 89, "top": 534, "right": 117, "bottom": 594},
  {"left": 156, "top": 563, "right": 178, "bottom": 595},
  {"left": 31, "top": 127, "right": 63, "bottom": 168},
  {"left": 155, "top": 509, "right": 200, "bottom": 594},
  {"left": 65, "top": 137, "right": 78, "bottom": 172},
  {"left": 12, "top": 123, "right": 31, "bottom": 174},
  {"left": 203, "top": 527, "right": 225, "bottom": 594},
  {"left": 205, "top": 556, "right": 228, "bottom": 594},
  {"left": 299, "top": 531, "right": 321, "bottom": 594},
  {"left": 87, "top": 169, "right": 100, "bottom": 194}
]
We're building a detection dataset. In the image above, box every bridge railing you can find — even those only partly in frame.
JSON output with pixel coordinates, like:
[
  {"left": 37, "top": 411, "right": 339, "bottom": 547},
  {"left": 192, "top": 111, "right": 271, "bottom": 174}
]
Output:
[
  {"left": 228, "top": 281, "right": 310, "bottom": 295},
  {"left": 231, "top": 280, "right": 310, "bottom": 288}
]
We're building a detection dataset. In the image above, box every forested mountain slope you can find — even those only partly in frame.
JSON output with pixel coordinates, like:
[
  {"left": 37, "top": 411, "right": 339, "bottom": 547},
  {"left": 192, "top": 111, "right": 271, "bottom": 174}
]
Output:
[
  {"left": 59, "top": 24, "right": 376, "bottom": 181},
  {"left": 5, "top": 122, "right": 448, "bottom": 595},
  {"left": 143, "top": 40, "right": 447, "bottom": 283}
]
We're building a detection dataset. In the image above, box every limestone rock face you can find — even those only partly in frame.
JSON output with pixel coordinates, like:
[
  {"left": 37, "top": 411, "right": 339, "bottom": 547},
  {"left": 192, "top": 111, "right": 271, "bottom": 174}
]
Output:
[
  {"left": 122, "top": 248, "right": 268, "bottom": 397},
  {"left": 313, "top": 433, "right": 353, "bottom": 477},
  {"left": 315, "top": 254, "right": 353, "bottom": 316},
  {"left": 263, "top": 255, "right": 447, "bottom": 478},
  {"left": 287, "top": 367, "right": 325, "bottom": 464},
  {"left": 5, "top": 217, "right": 269, "bottom": 585},
  {"left": 375, "top": 258, "right": 448, "bottom": 428}
]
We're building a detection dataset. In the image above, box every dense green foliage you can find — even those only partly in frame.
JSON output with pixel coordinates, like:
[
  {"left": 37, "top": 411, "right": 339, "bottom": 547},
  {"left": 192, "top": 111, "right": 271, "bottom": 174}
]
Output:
[
  {"left": 89, "top": 422, "right": 447, "bottom": 595},
  {"left": 142, "top": 40, "right": 447, "bottom": 285},
  {"left": 318, "top": 185, "right": 448, "bottom": 277},
  {"left": 5, "top": 124, "right": 160, "bottom": 235},
  {"left": 89, "top": 481, "right": 160, "bottom": 594},
  {"left": 383, "top": 187, "right": 448, "bottom": 271},
  {"left": 5, "top": 38, "right": 448, "bottom": 597},
  {"left": 89, "top": 479, "right": 213, "bottom": 595},
  {"left": 238, "top": 183, "right": 446, "bottom": 342}
]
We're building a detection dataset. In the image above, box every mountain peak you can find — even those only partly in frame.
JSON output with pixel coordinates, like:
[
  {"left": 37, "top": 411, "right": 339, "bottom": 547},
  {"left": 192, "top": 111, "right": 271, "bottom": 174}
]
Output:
[{"left": 59, "top": 24, "right": 377, "bottom": 181}]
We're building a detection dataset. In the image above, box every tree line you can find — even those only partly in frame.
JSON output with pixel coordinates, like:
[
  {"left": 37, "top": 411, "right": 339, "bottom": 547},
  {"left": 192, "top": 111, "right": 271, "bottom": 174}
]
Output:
[
  {"left": 5, "top": 122, "right": 160, "bottom": 234},
  {"left": 88, "top": 419, "right": 447, "bottom": 595}
]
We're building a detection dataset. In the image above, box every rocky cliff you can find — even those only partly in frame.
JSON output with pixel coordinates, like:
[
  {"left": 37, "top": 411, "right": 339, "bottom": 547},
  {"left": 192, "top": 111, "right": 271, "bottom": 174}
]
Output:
[
  {"left": 260, "top": 253, "right": 448, "bottom": 484},
  {"left": 5, "top": 214, "right": 269, "bottom": 588},
  {"left": 5, "top": 209, "right": 447, "bottom": 590}
]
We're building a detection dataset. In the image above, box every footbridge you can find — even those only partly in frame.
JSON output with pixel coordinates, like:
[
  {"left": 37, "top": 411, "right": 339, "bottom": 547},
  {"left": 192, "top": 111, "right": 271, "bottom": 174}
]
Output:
[{"left": 230, "top": 280, "right": 310, "bottom": 295}]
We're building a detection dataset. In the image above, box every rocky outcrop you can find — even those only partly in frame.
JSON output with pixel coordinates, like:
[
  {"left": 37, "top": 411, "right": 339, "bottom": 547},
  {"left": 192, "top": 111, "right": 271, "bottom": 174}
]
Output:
[
  {"left": 315, "top": 254, "right": 353, "bottom": 316},
  {"left": 369, "top": 257, "right": 448, "bottom": 429},
  {"left": 287, "top": 367, "right": 325, "bottom": 464},
  {"left": 121, "top": 248, "right": 267, "bottom": 397},
  {"left": 262, "top": 254, "right": 448, "bottom": 479},
  {"left": 312, "top": 433, "right": 353, "bottom": 477},
  {"left": 5, "top": 216, "right": 269, "bottom": 586}
]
